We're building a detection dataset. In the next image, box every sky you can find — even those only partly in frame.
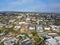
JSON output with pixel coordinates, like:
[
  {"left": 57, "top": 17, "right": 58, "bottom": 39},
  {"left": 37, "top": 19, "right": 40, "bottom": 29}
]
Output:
[{"left": 0, "top": 0, "right": 60, "bottom": 13}]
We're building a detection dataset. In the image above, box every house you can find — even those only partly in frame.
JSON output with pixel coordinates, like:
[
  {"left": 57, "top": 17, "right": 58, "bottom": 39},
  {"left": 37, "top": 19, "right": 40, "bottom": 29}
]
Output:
[
  {"left": 9, "top": 19, "right": 15, "bottom": 23},
  {"left": 20, "top": 39, "right": 34, "bottom": 45},
  {"left": 58, "top": 41, "right": 60, "bottom": 45},
  {"left": 45, "top": 38, "right": 58, "bottom": 45},
  {"left": 44, "top": 27, "right": 50, "bottom": 30},
  {"left": 48, "top": 33, "right": 58, "bottom": 37},
  {"left": 5, "top": 25, "right": 13, "bottom": 28},
  {"left": 44, "top": 26, "right": 51, "bottom": 31},
  {"left": 18, "top": 35, "right": 28, "bottom": 40},
  {"left": 26, "top": 18, "right": 31, "bottom": 23},
  {"left": 31, "top": 17, "right": 36, "bottom": 21},
  {"left": 29, "top": 27, "right": 35, "bottom": 31},
  {"left": 0, "top": 23, "right": 6, "bottom": 28},
  {"left": 14, "top": 25, "right": 21, "bottom": 30},
  {"left": 20, "top": 25, "right": 28, "bottom": 33},
  {"left": 19, "top": 22, "right": 25, "bottom": 24},
  {"left": 36, "top": 25, "right": 43, "bottom": 32},
  {"left": 3, "top": 37, "right": 18, "bottom": 45},
  {"left": 0, "top": 33, "right": 5, "bottom": 37},
  {"left": 41, "top": 35, "right": 52, "bottom": 40},
  {"left": 54, "top": 36, "right": 60, "bottom": 45},
  {"left": 50, "top": 25, "right": 60, "bottom": 32},
  {"left": 38, "top": 32, "right": 48, "bottom": 38},
  {"left": 54, "top": 36, "right": 60, "bottom": 42},
  {"left": 37, "top": 19, "right": 43, "bottom": 25},
  {"left": 26, "top": 18, "right": 30, "bottom": 21},
  {"left": 17, "top": 16, "right": 22, "bottom": 18},
  {"left": 29, "top": 24, "right": 35, "bottom": 31},
  {"left": 18, "top": 35, "right": 34, "bottom": 45}
]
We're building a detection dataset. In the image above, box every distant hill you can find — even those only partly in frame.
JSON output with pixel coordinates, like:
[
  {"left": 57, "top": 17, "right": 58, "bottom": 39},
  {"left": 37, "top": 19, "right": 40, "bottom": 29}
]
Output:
[{"left": 0, "top": 11, "right": 60, "bottom": 16}]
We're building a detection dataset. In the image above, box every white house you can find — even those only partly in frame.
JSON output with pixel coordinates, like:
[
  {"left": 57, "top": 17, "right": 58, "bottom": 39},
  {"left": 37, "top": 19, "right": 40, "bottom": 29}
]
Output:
[
  {"left": 54, "top": 36, "right": 60, "bottom": 42},
  {"left": 14, "top": 25, "right": 21, "bottom": 30},
  {"left": 50, "top": 25, "right": 60, "bottom": 32},
  {"left": 3, "top": 37, "right": 18, "bottom": 45},
  {"left": 29, "top": 27, "right": 35, "bottom": 30},
  {"left": 0, "top": 33, "right": 5, "bottom": 37},
  {"left": 44, "top": 27, "right": 51, "bottom": 30},
  {"left": 17, "top": 16, "right": 22, "bottom": 18},
  {"left": 36, "top": 25, "right": 43, "bottom": 32},
  {"left": 54, "top": 36, "right": 60, "bottom": 45},
  {"left": 9, "top": 19, "right": 15, "bottom": 23},
  {"left": 19, "top": 22, "right": 25, "bottom": 24},
  {"left": 29, "top": 25, "right": 35, "bottom": 31},
  {"left": 45, "top": 38, "right": 58, "bottom": 45},
  {"left": 5, "top": 25, "right": 13, "bottom": 28},
  {"left": 48, "top": 33, "right": 58, "bottom": 37},
  {"left": 0, "top": 23, "right": 6, "bottom": 28},
  {"left": 26, "top": 18, "right": 30, "bottom": 21}
]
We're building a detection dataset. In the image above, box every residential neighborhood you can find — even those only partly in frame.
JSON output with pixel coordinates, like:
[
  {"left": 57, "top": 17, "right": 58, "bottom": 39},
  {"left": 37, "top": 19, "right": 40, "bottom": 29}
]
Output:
[{"left": 0, "top": 12, "right": 60, "bottom": 45}]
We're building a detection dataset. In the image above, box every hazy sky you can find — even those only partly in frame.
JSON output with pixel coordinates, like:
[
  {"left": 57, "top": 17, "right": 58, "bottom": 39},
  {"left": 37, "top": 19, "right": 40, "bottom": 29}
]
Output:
[{"left": 0, "top": 0, "right": 60, "bottom": 13}]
